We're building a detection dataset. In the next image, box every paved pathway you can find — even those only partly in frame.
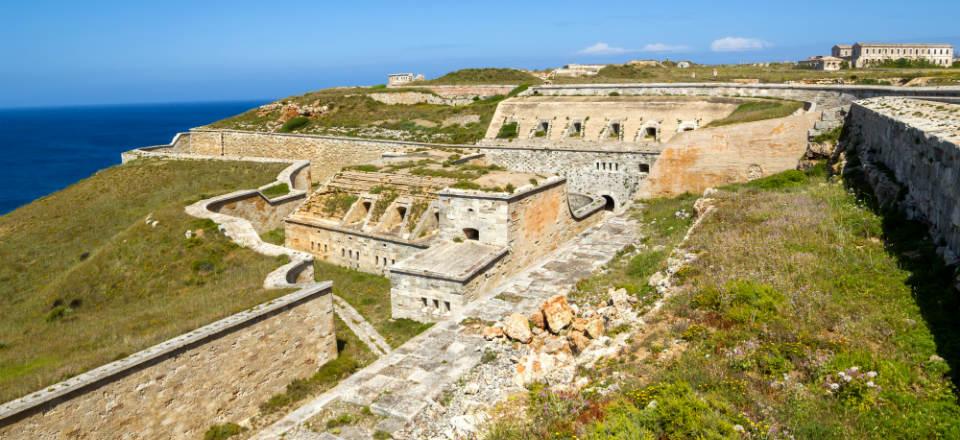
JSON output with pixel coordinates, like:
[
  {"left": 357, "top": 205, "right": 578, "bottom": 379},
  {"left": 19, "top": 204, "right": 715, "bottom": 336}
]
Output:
[
  {"left": 254, "top": 213, "right": 638, "bottom": 439},
  {"left": 332, "top": 295, "right": 392, "bottom": 357}
]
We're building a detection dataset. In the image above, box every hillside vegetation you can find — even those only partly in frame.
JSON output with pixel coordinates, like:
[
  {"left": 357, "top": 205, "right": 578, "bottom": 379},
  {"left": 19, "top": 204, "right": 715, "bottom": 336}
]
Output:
[
  {"left": 208, "top": 85, "right": 529, "bottom": 144},
  {"left": 423, "top": 68, "right": 542, "bottom": 85},
  {"left": 552, "top": 62, "right": 960, "bottom": 86},
  {"left": 706, "top": 99, "right": 804, "bottom": 127},
  {"left": 486, "top": 166, "right": 960, "bottom": 438},
  {"left": 0, "top": 159, "right": 289, "bottom": 402}
]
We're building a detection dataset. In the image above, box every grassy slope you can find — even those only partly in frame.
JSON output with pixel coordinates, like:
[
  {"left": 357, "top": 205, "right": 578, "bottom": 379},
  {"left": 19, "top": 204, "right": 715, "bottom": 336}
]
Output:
[
  {"left": 487, "top": 167, "right": 960, "bottom": 439},
  {"left": 313, "top": 261, "right": 432, "bottom": 348},
  {"left": 551, "top": 63, "right": 960, "bottom": 85},
  {"left": 207, "top": 86, "right": 524, "bottom": 144},
  {"left": 421, "top": 68, "right": 542, "bottom": 85},
  {"left": 0, "top": 158, "right": 288, "bottom": 402},
  {"left": 706, "top": 99, "right": 804, "bottom": 127}
]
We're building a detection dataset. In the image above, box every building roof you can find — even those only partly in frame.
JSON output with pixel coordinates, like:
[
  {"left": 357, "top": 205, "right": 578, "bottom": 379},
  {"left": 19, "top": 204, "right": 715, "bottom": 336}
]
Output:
[
  {"left": 833, "top": 44, "right": 853, "bottom": 49},
  {"left": 390, "top": 240, "right": 508, "bottom": 282},
  {"left": 388, "top": 73, "right": 414, "bottom": 77},
  {"left": 854, "top": 42, "right": 953, "bottom": 48}
]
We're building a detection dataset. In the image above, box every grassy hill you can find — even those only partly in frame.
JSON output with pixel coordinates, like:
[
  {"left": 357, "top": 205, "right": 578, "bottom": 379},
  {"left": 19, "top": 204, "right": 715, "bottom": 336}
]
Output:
[
  {"left": 551, "top": 62, "right": 960, "bottom": 85},
  {"left": 207, "top": 85, "right": 528, "bottom": 144},
  {"left": 486, "top": 166, "right": 960, "bottom": 439},
  {"left": 422, "top": 68, "right": 542, "bottom": 85},
  {"left": 0, "top": 158, "right": 289, "bottom": 403}
]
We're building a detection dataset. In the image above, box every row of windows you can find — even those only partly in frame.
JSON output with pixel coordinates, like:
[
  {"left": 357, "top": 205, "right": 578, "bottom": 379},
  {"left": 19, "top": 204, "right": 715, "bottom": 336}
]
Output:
[
  {"left": 310, "top": 241, "right": 395, "bottom": 266},
  {"left": 422, "top": 297, "right": 451, "bottom": 312},
  {"left": 862, "top": 47, "right": 951, "bottom": 56},
  {"left": 595, "top": 162, "right": 651, "bottom": 173}
]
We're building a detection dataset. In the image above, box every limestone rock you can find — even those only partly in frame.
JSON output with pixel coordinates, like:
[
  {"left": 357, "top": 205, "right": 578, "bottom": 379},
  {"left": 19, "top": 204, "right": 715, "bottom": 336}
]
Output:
[
  {"left": 572, "top": 317, "right": 588, "bottom": 332},
  {"left": 482, "top": 326, "right": 504, "bottom": 340},
  {"left": 542, "top": 335, "right": 570, "bottom": 355},
  {"left": 542, "top": 295, "right": 574, "bottom": 333},
  {"left": 585, "top": 318, "right": 604, "bottom": 339},
  {"left": 568, "top": 330, "right": 590, "bottom": 353},
  {"left": 504, "top": 313, "right": 532, "bottom": 343},
  {"left": 609, "top": 288, "right": 634, "bottom": 311},
  {"left": 529, "top": 310, "right": 546, "bottom": 329}
]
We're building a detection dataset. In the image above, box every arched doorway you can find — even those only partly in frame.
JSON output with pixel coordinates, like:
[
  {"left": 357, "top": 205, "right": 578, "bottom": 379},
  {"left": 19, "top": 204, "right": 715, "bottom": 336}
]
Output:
[
  {"left": 463, "top": 228, "right": 480, "bottom": 240},
  {"left": 601, "top": 195, "right": 616, "bottom": 211}
]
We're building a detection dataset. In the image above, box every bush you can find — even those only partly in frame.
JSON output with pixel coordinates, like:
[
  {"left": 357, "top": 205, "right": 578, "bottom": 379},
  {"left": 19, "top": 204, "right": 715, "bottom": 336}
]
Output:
[
  {"left": 496, "top": 122, "right": 519, "bottom": 139},
  {"left": 279, "top": 116, "right": 309, "bottom": 132},
  {"left": 876, "top": 58, "right": 942, "bottom": 69},
  {"left": 204, "top": 423, "right": 246, "bottom": 440}
]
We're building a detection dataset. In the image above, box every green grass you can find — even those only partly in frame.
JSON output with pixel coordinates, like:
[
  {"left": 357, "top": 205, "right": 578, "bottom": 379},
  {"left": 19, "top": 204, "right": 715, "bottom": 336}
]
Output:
[
  {"left": 258, "top": 316, "right": 377, "bottom": 415},
  {"left": 260, "top": 182, "right": 290, "bottom": 198},
  {"left": 706, "top": 99, "right": 804, "bottom": 127},
  {"left": 0, "top": 158, "right": 289, "bottom": 403},
  {"left": 485, "top": 165, "right": 960, "bottom": 438},
  {"left": 204, "top": 423, "right": 246, "bottom": 440},
  {"left": 496, "top": 121, "right": 519, "bottom": 139},
  {"left": 422, "top": 68, "right": 542, "bottom": 85},
  {"left": 550, "top": 62, "right": 960, "bottom": 85},
  {"left": 208, "top": 85, "right": 527, "bottom": 144},
  {"left": 261, "top": 227, "right": 285, "bottom": 245},
  {"left": 313, "top": 261, "right": 432, "bottom": 347}
]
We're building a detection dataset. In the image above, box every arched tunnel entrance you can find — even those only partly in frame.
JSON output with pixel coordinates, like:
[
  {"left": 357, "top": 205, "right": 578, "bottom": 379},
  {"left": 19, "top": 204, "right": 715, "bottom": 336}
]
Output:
[{"left": 601, "top": 195, "right": 616, "bottom": 211}]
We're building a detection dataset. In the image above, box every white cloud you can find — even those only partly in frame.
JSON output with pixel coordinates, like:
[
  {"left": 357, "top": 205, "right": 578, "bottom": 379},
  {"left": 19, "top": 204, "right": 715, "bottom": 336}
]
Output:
[
  {"left": 640, "top": 43, "right": 689, "bottom": 53},
  {"left": 578, "top": 42, "right": 629, "bottom": 55},
  {"left": 710, "top": 37, "right": 771, "bottom": 52}
]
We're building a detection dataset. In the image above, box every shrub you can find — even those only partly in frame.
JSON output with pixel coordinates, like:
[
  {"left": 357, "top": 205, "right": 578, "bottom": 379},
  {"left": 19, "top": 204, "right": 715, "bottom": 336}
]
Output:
[
  {"left": 496, "top": 122, "right": 519, "bottom": 139},
  {"left": 279, "top": 116, "right": 309, "bottom": 132},
  {"left": 204, "top": 423, "right": 246, "bottom": 440},
  {"left": 325, "top": 413, "right": 357, "bottom": 429},
  {"left": 876, "top": 58, "right": 941, "bottom": 69},
  {"left": 346, "top": 164, "right": 381, "bottom": 172}
]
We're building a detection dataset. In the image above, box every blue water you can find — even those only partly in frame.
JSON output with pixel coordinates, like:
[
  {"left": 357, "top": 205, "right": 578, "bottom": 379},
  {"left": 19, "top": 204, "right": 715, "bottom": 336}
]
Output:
[{"left": 0, "top": 101, "right": 267, "bottom": 215}]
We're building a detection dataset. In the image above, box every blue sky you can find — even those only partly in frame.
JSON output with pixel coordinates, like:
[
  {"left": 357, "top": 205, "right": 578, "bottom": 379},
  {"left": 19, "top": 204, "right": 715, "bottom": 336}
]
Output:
[{"left": 1, "top": 0, "right": 958, "bottom": 108}]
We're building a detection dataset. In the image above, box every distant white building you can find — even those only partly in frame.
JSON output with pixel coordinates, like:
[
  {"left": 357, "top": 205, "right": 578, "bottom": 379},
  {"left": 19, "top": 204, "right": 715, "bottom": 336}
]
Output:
[
  {"left": 552, "top": 64, "right": 607, "bottom": 78},
  {"left": 676, "top": 61, "right": 692, "bottom": 68},
  {"left": 850, "top": 43, "right": 954, "bottom": 68},
  {"left": 387, "top": 73, "right": 425, "bottom": 87},
  {"left": 798, "top": 55, "right": 845, "bottom": 71}
]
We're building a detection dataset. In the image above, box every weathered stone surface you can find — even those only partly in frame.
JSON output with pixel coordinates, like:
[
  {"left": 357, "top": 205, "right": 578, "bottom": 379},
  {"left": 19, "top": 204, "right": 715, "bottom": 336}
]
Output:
[
  {"left": 542, "top": 295, "right": 574, "bottom": 333},
  {"left": 504, "top": 313, "right": 533, "bottom": 343},
  {"left": 585, "top": 318, "right": 605, "bottom": 339},
  {"left": 482, "top": 326, "right": 504, "bottom": 340},
  {"left": 529, "top": 310, "right": 546, "bottom": 329},
  {"left": 568, "top": 330, "right": 591, "bottom": 353},
  {"left": 572, "top": 317, "right": 588, "bottom": 332}
]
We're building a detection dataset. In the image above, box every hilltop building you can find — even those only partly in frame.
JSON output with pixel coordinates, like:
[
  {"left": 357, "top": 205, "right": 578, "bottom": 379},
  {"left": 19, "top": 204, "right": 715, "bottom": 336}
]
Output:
[
  {"left": 831, "top": 44, "right": 853, "bottom": 59},
  {"left": 387, "top": 72, "right": 425, "bottom": 87},
  {"left": 552, "top": 64, "right": 607, "bottom": 78},
  {"left": 851, "top": 43, "right": 954, "bottom": 67},
  {"left": 798, "top": 55, "right": 845, "bottom": 71}
]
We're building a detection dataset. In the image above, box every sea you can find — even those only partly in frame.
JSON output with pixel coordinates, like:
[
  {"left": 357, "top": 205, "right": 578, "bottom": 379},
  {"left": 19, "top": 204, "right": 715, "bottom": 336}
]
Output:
[{"left": 0, "top": 100, "right": 267, "bottom": 215}]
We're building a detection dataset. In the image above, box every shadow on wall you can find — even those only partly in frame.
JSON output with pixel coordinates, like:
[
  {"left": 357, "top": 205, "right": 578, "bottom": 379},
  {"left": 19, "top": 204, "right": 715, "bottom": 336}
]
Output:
[{"left": 843, "top": 149, "right": 960, "bottom": 394}]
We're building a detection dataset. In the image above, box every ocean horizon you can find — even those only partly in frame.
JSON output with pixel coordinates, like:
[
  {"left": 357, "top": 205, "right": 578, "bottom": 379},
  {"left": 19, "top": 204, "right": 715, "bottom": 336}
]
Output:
[{"left": 0, "top": 100, "right": 268, "bottom": 215}]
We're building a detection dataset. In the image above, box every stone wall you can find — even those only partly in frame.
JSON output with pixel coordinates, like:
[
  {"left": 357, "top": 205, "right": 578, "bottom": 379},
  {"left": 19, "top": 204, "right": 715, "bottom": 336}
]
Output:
[
  {"left": 485, "top": 96, "right": 739, "bottom": 144},
  {"left": 285, "top": 220, "right": 427, "bottom": 276},
  {"left": 0, "top": 285, "right": 337, "bottom": 440},
  {"left": 479, "top": 147, "right": 655, "bottom": 209},
  {"left": 368, "top": 92, "right": 473, "bottom": 106},
  {"left": 394, "top": 84, "right": 517, "bottom": 98},
  {"left": 527, "top": 83, "right": 960, "bottom": 109},
  {"left": 211, "top": 192, "right": 305, "bottom": 234},
  {"left": 188, "top": 130, "right": 424, "bottom": 183},
  {"left": 638, "top": 111, "right": 820, "bottom": 197},
  {"left": 845, "top": 97, "right": 960, "bottom": 259}
]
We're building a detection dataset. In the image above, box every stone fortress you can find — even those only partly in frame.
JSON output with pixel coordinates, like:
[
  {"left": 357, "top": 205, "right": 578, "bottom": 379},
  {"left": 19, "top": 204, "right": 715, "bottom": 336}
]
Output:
[
  {"left": 802, "top": 41, "right": 955, "bottom": 70},
  {"left": 4, "top": 68, "right": 960, "bottom": 439}
]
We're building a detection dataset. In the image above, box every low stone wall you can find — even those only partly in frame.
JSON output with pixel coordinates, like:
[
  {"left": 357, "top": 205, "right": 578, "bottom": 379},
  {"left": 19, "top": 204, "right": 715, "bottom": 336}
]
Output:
[
  {"left": 527, "top": 82, "right": 960, "bottom": 109},
  {"left": 638, "top": 111, "right": 819, "bottom": 197},
  {"left": 845, "top": 97, "right": 960, "bottom": 259},
  {"left": 0, "top": 284, "right": 337, "bottom": 439},
  {"left": 368, "top": 91, "right": 473, "bottom": 106},
  {"left": 285, "top": 219, "right": 428, "bottom": 276},
  {"left": 389, "top": 84, "right": 517, "bottom": 98}
]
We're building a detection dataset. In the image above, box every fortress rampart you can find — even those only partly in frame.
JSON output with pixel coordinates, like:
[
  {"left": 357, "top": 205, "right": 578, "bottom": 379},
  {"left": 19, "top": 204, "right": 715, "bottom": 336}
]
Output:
[
  {"left": 845, "top": 97, "right": 960, "bottom": 260},
  {"left": 0, "top": 284, "right": 337, "bottom": 439}
]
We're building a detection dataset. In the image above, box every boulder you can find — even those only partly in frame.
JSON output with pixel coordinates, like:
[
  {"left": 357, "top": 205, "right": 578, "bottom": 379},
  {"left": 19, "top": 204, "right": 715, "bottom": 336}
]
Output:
[
  {"left": 542, "top": 295, "right": 574, "bottom": 333},
  {"left": 529, "top": 310, "right": 546, "bottom": 329},
  {"left": 482, "top": 326, "right": 504, "bottom": 340},
  {"left": 504, "top": 313, "right": 532, "bottom": 343},
  {"left": 542, "top": 335, "right": 571, "bottom": 355},
  {"left": 585, "top": 318, "right": 604, "bottom": 339},
  {"left": 572, "top": 317, "right": 588, "bottom": 332},
  {"left": 609, "top": 288, "right": 634, "bottom": 311},
  {"left": 568, "top": 330, "right": 590, "bottom": 353}
]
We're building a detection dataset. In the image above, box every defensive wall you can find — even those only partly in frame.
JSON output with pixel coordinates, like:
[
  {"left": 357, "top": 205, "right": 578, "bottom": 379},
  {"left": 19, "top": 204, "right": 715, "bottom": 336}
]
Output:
[
  {"left": 844, "top": 97, "right": 960, "bottom": 260},
  {"left": 0, "top": 284, "right": 337, "bottom": 439},
  {"left": 525, "top": 82, "right": 960, "bottom": 109},
  {"left": 386, "top": 84, "right": 517, "bottom": 98}
]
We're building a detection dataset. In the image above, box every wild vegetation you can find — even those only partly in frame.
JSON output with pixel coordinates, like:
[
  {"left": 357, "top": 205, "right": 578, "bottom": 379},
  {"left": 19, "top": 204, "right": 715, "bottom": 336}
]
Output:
[
  {"left": 706, "top": 99, "right": 804, "bottom": 127},
  {"left": 422, "top": 68, "right": 542, "bottom": 85},
  {"left": 485, "top": 165, "right": 960, "bottom": 438},
  {"left": 550, "top": 62, "right": 960, "bottom": 86},
  {"left": 0, "top": 158, "right": 289, "bottom": 402},
  {"left": 312, "top": 261, "right": 432, "bottom": 347},
  {"left": 208, "top": 84, "right": 530, "bottom": 144}
]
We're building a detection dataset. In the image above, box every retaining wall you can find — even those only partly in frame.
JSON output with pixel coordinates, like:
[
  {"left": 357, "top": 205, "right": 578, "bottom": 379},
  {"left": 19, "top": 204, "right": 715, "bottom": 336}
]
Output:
[
  {"left": 0, "top": 284, "right": 337, "bottom": 439},
  {"left": 846, "top": 97, "right": 960, "bottom": 259}
]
